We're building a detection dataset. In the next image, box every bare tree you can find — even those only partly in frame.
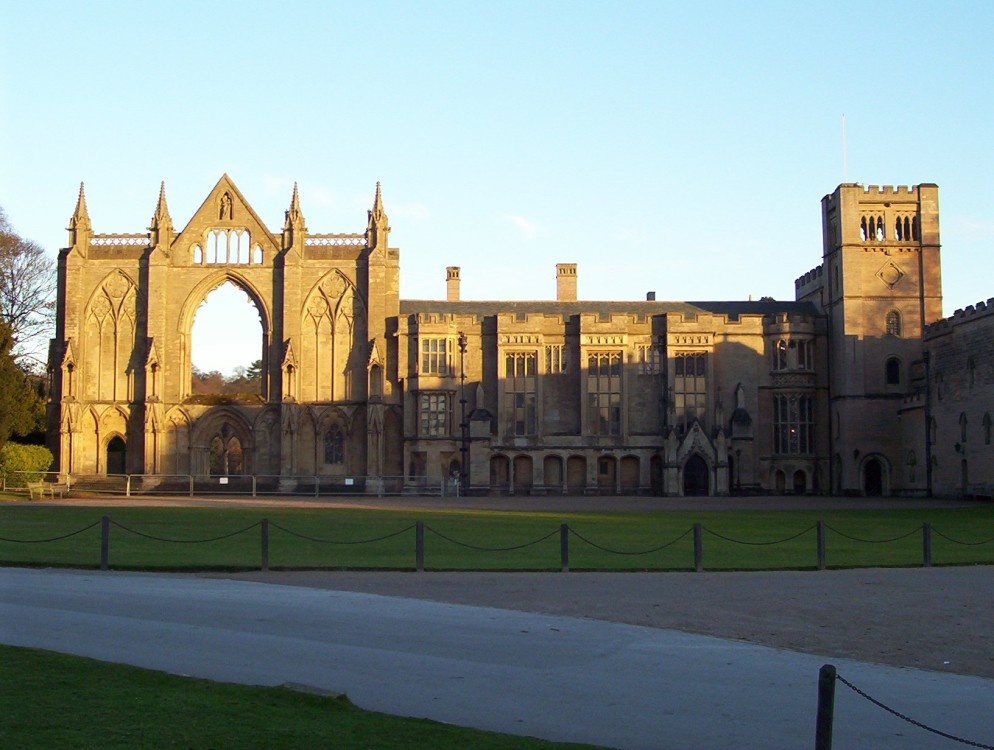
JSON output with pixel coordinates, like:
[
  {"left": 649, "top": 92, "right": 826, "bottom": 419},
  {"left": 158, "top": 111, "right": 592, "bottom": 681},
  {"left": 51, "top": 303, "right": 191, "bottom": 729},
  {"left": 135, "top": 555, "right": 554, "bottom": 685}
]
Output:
[{"left": 0, "top": 207, "right": 56, "bottom": 369}]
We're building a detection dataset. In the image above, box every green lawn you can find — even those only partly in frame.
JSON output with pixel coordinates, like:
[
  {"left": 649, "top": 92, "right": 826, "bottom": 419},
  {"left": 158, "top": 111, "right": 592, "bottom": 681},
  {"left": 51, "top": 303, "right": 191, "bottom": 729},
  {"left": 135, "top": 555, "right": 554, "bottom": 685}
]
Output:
[
  {"left": 2, "top": 503, "right": 994, "bottom": 571},
  {"left": 0, "top": 645, "right": 597, "bottom": 750}
]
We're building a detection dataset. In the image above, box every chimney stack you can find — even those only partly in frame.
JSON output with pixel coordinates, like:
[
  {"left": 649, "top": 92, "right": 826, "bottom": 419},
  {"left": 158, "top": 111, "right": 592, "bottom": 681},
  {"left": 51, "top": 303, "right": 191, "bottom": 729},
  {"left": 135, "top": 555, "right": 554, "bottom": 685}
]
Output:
[
  {"left": 646, "top": 291, "right": 656, "bottom": 301},
  {"left": 446, "top": 266, "right": 460, "bottom": 302},
  {"left": 556, "top": 263, "right": 577, "bottom": 301}
]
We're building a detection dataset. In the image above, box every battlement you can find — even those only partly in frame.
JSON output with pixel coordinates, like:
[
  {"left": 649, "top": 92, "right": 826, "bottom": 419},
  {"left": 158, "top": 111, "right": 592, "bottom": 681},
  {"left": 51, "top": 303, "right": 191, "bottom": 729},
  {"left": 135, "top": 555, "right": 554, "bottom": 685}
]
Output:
[
  {"left": 794, "top": 264, "right": 823, "bottom": 290},
  {"left": 862, "top": 185, "right": 919, "bottom": 195},
  {"left": 924, "top": 298, "right": 994, "bottom": 338}
]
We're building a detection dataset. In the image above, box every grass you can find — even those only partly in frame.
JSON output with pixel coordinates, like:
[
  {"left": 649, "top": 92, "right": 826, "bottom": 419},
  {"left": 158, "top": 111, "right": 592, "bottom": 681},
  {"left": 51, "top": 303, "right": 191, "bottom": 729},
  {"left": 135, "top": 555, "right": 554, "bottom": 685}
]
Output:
[
  {"left": 0, "top": 645, "right": 596, "bottom": 749},
  {"left": 2, "top": 503, "right": 994, "bottom": 571}
]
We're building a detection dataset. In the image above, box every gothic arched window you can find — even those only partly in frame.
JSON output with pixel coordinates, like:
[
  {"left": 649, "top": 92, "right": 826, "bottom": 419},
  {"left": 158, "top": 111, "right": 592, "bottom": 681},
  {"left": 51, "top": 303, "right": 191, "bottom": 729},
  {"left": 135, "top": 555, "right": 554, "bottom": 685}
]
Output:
[{"left": 324, "top": 425, "right": 344, "bottom": 465}]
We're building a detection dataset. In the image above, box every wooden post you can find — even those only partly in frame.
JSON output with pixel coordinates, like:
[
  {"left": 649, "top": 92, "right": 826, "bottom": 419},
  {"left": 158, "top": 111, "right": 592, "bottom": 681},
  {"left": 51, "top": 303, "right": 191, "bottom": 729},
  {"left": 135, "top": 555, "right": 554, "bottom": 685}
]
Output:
[
  {"left": 693, "top": 523, "right": 703, "bottom": 572},
  {"left": 923, "top": 522, "right": 932, "bottom": 568},
  {"left": 416, "top": 521, "right": 425, "bottom": 572},
  {"left": 815, "top": 664, "right": 837, "bottom": 750},
  {"left": 817, "top": 520, "right": 826, "bottom": 570},
  {"left": 100, "top": 515, "right": 110, "bottom": 571},
  {"left": 260, "top": 518, "right": 269, "bottom": 572},
  {"left": 560, "top": 523, "right": 569, "bottom": 572}
]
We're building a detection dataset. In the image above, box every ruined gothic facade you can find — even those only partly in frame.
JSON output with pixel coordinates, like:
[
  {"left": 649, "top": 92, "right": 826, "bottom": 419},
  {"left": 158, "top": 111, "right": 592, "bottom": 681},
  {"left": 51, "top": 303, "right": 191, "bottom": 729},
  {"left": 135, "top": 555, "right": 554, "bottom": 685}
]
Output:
[{"left": 47, "top": 177, "right": 994, "bottom": 496}]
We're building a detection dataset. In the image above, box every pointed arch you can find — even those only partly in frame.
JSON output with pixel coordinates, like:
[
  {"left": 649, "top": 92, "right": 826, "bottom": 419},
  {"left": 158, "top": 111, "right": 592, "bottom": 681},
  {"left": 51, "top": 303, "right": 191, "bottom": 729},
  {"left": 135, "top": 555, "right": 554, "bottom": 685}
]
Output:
[
  {"left": 83, "top": 271, "right": 138, "bottom": 402},
  {"left": 300, "top": 270, "right": 368, "bottom": 402},
  {"left": 178, "top": 270, "right": 272, "bottom": 399}
]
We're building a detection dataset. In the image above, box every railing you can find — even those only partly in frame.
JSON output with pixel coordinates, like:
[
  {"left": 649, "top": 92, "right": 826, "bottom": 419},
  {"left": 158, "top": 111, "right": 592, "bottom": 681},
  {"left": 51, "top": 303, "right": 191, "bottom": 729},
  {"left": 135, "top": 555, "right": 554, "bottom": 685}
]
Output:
[
  {"left": 1, "top": 472, "right": 444, "bottom": 498},
  {"left": 3, "top": 518, "right": 993, "bottom": 572}
]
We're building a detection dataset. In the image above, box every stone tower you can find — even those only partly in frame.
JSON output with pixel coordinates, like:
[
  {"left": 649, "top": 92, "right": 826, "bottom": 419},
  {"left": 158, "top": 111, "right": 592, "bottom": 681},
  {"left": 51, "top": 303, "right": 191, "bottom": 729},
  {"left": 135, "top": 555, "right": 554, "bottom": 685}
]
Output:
[{"left": 797, "top": 183, "right": 941, "bottom": 494}]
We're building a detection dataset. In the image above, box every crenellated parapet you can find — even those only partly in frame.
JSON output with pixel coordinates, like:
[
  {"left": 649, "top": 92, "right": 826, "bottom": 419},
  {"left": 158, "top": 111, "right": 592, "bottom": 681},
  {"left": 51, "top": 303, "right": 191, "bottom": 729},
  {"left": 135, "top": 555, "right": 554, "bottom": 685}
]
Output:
[{"left": 925, "top": 298, "right": 994, "bottom": 339}]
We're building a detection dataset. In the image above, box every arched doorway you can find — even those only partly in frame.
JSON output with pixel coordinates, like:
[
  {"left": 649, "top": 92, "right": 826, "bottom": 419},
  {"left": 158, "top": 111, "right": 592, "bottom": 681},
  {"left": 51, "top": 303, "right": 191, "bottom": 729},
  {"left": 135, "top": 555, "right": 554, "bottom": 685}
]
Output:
[
  {"left": 106, "top": 436, "right": 126, "bottom": 475},
  {"left": 683, "top": 454, "right": 709, "bottom": 496},
  {"left": 863, "top": 458, "right": 883, "bottom": 496},
  {"left": 650, "top": 455, "right": 663, "bottom": 495},
  {"left": 543, "top": 455, "right": 563, "bottom": 494},
  {"left": 566, "top": 456, "right": 586, "bottom": 494},
  {"left": 597, "top": 456, "right": 617, "bottom": 493},
  {"left": 620, "top": 456, "right": 639, "bottom": 494},
  {"left": 793, "top": 470, "right": 807, "bottom": 494},
  {"left": 490, "top": 455, "right": 510, "bottom": 493},
  {"left": 513, "top": 455, "right": 533, "bottom": 493},
  {"left": 774, "top": 469, "right": 786, "bottom": 494}
]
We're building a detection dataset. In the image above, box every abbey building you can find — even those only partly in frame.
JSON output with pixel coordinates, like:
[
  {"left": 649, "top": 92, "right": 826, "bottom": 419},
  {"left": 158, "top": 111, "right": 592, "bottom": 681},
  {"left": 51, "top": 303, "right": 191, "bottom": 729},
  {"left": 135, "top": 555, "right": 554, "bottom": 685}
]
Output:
[{"left": 47, "top": 176, "right": 993, "bottom": 497}]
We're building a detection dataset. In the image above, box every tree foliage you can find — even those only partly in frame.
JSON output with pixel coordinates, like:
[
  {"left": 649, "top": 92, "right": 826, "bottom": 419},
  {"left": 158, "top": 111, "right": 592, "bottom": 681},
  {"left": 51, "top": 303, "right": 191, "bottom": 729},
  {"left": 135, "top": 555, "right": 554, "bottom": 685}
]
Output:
[
  {"left": 0, "top": 206, "right": 56, "bottom": 368},
  {"left": 0, "top": 442, "right": 53, "bottom": 482},
  {"left": 191, "top": 360, "right": 263, "bottom": 396},
  {"left": 0, "top": 320, "right": 43, "bottom": 453}
]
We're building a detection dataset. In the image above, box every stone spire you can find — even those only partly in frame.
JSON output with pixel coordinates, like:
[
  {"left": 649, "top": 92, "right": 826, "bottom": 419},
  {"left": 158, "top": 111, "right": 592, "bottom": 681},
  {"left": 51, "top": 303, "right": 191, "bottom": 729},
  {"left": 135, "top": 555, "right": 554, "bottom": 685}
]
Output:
[
  {"left": 282, "top": 181, "right": 306, "bottom": 249},
  {"left": 366, "top": 181, "right": 390, "bottom": 250},
  {"left": 68, "top": 182, "right": 92, "bottom": 248},
  {"left": 148, "top": 181, "right": 174, "bottom": 246}
]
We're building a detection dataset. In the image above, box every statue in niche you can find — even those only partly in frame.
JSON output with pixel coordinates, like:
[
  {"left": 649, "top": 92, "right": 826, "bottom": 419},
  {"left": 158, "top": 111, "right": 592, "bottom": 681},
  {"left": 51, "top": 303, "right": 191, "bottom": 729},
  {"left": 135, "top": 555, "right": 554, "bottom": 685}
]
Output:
[{"left": 219, "top": 193, "right": 232, "bottom": 220}]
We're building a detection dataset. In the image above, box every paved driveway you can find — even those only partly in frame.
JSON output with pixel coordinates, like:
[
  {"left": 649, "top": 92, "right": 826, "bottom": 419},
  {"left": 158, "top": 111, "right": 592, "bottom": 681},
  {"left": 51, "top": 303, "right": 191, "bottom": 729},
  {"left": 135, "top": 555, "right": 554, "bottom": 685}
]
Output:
[{"left": 3, "top": 567, "right": 993, "bottom": 749}]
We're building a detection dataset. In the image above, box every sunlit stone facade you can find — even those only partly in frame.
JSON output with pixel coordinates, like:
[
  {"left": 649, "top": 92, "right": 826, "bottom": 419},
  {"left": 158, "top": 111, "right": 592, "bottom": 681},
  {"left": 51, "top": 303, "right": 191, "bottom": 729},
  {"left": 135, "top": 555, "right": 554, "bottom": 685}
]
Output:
[{"left": 47, "top": 177, "right": 990, "bottom": 496}]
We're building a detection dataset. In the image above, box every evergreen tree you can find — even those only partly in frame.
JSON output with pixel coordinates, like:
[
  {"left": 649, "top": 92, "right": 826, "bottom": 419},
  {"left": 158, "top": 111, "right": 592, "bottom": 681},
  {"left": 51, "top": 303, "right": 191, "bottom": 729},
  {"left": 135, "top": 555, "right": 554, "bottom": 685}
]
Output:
[{"left": 0, "top": 320, "right": 41, "bottom": 452}]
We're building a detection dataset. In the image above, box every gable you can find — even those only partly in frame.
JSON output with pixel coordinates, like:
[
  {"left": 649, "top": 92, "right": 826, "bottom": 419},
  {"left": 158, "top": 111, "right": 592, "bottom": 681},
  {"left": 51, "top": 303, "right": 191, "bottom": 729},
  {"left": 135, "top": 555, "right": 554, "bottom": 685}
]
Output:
[{"left": 172, "top": 174, "right": 279, "bottom": 258}]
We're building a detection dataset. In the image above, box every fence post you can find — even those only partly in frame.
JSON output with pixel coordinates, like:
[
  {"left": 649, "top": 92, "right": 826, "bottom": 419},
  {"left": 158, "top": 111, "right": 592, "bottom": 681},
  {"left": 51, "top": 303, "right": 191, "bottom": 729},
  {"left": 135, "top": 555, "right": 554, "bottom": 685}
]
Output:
[
  {"left": 693, "top": 523, "right": 703, "bottom": 572},
  {"left": 260, "top": 518, "right": 269, "bottom": 572},
  {"left": 817, "top": 520, "right": 826, "bottom": 570},
  {"left": 100, "top": 515, "right": 110, "bottom": 571},
  {"left": 415, "top": 521, "right": 425, "bottom": 572},
  {"left": 922, "top": 522, "right": 932, "bottom": 568},
  {"left": 125, "top": 475, "right": 131, "bottom": 498},
  {"left": 189, "top": 475, "right": 194, "bottom": 497},
  {"left": 252, "top": 475, "right": 257, "bottom": 498},
  {"left": 560, "top": 523, "right": 569, "bottom": 572},
  {"left": 815, "top": 664, "right": 837, "bottom": 750}
]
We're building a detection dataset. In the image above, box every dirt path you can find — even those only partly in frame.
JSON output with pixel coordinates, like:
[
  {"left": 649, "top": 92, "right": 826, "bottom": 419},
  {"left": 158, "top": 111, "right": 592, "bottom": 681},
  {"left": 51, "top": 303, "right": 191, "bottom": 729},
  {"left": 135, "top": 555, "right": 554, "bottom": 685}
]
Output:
[{"left": 213, "top": 565, "right": 994, "bottom": 680}]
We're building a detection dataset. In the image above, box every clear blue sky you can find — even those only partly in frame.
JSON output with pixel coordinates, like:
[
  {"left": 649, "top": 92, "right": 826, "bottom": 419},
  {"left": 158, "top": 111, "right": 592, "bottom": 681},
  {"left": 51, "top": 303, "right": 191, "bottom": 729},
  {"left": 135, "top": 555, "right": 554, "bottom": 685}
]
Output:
[{"left": 2, "top": 2, "right": 992, "bottom": 373}]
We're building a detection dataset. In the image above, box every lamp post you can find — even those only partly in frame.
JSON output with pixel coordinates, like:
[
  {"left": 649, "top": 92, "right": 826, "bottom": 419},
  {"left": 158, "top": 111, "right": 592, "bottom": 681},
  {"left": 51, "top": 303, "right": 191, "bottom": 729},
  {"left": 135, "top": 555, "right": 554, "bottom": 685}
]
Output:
[{"left": 458, "top": 332, "right": 469, "bottom": 495}]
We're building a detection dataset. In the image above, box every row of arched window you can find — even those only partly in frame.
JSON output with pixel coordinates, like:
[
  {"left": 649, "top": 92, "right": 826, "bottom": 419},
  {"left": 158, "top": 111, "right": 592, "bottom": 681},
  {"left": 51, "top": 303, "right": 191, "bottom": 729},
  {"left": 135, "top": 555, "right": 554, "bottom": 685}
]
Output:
[
  {"left": 929, "top": 414, "right": 993, "bottom": 446},
  {"left": 192, "top": 229, "right": 265, "bottom": 265},
  {"left": 859, "top": 215, "right": 919, "bottom": 242}
]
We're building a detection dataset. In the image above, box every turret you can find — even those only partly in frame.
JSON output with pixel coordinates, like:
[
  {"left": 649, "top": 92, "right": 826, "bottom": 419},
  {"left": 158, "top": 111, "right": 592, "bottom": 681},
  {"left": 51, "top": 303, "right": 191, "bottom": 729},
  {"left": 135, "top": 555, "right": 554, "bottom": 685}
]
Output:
[
  {"left": 148, "top": 181, "right": 174, "bottom": 249},
  {"left": 366, "top": 182, "right": 390, "bottom": 251},
  {"left": 282, "top": 181, "right": 306, "bottom": 250},
  {"left": 67, "top": 182, "right": 92, "bottom": 253}
]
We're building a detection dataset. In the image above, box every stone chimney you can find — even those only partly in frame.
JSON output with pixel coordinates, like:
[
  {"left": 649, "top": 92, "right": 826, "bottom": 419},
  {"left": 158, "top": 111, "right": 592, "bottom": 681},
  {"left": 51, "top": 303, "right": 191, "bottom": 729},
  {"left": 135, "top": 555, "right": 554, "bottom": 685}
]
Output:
[
  {"left": 446, "top": 266, "right": 460, "bottom": 301},
  {"left": 646, "top": 291, "right": 656, "bottom": 301},
  {"left": 556, "top": 263, "right": 577, "bottom": 302}
]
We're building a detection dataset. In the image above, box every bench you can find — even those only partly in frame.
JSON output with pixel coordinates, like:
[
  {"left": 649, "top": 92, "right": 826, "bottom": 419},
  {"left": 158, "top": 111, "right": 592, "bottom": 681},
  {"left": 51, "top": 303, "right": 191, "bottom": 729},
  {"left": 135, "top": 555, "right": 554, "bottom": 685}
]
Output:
[
  {"left": 26, "top": 481, "right": 51, "bottom": 500},
  {"left": 26, "top": 482, "right": 68, "bottom": 500}
]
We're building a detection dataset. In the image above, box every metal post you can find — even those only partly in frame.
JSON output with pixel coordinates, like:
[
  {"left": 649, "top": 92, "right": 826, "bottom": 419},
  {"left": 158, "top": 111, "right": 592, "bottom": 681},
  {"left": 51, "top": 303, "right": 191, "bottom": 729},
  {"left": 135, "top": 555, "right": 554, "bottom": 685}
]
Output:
[
  {"left": 815, "top": 664, "right": 837, "bottom": 750},
  {"left": 415, "top": 521, "right": 425, "bottom": 572},
  {"left": 125, "top": 475, "right": 131, "bottom": 498},
  {"left": 923, "top": 522, "right": 932, "bottom": 567},
  {"left": 100, "top": 515, "right": 110, "bottom": 571},
  {"left": 693, "top": 523, "right": 703, "bottom": 572},
  {"left": 817, "top": 520, "right": 826, "bottom": 570},
  {"left": 189, "top": 475, "right": 194, "bottom": 497},
  {"left": 560, "top": 523, "right": 569, "bottom": 572},
  {"left": 252, "top": 475, "right": 257, "bottom": 498},
  {"left": 458, "top": 332, "right": 469, "bottom": 493},
  {"left": 261, "top": 518, "right": 269, "bottom": 572}
]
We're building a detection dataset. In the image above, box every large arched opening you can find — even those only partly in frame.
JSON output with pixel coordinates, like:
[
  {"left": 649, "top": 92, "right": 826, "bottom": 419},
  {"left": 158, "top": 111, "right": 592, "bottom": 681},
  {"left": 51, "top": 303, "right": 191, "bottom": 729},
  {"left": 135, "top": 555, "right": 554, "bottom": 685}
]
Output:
[{"left": 178, "top": 271, "right": 271, "bottom": 398}]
